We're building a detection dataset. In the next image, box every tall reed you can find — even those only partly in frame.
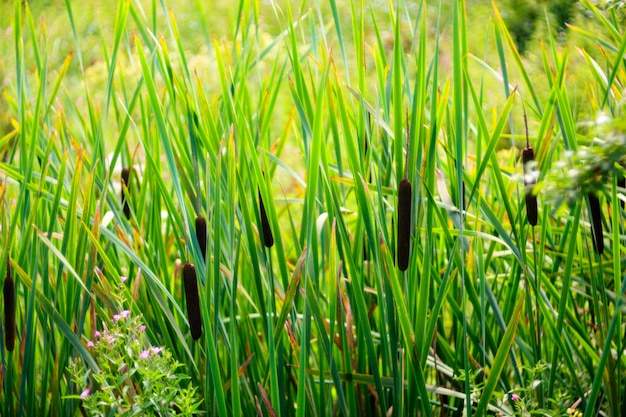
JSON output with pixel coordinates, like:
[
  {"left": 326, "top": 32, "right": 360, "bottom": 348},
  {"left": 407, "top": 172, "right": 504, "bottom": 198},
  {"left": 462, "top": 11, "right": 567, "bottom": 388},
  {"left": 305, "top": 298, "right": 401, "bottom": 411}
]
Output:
[{"left": 396, "top": 118, "right": 412, "bottom": 271}]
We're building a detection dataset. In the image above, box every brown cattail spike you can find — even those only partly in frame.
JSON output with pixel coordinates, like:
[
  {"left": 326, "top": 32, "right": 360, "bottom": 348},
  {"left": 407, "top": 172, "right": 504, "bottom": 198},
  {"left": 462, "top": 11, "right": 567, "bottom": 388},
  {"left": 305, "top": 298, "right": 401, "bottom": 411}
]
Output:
[
  {"left": 397, "top": 178, "right": 412, "bottom": 271},
  {"left": 121, "top": 168, "right": 131, "bottom": 220},
  {"left": 182, "top": 262, "right": 202, "bottom": 340},
  {"left": 259, "top": 190, "right": 274, "bottom": 248},
  {"left": 522, "top": 147, "right": 538, "bottom": 226},
  {"left": 588, "top": 192, "right": 604, "bottom": 255},
  {"left": 4, "top": 257, "right": 15, "bottom": 352},
  {"left": 195, "top": 215, "right": 207, "bottom": 261}
]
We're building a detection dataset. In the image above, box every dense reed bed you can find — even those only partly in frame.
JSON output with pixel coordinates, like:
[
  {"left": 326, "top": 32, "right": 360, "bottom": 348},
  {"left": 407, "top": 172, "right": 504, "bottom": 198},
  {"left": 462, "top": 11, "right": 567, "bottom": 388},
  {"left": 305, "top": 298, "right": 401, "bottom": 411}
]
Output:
[{"left": 0, "top": 0, "right": 625, "bottom": 415}]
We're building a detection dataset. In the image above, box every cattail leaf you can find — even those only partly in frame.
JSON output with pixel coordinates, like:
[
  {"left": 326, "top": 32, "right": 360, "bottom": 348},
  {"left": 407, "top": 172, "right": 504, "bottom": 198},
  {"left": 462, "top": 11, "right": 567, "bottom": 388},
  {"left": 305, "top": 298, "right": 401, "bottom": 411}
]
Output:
[
  {"left": 257, "top": 382, "right": 279, "bottom": 417},
  {"left": 397, "top": 178, "right": 412, "bottom": 271},
  {"left": 436, "top": 168, "right": 469, "bottom": 251},
  {"left": 4, "top": 258, "right": 15, "bottom": 352},
  {"left": 259, "top": 190, "right": 274, "bottom": 248},
  {"left": 183, "top": 262, "right": 202, "bottom": 340},
  {"left": 474, "top": 287, "right": 525, "bottom": 415}
]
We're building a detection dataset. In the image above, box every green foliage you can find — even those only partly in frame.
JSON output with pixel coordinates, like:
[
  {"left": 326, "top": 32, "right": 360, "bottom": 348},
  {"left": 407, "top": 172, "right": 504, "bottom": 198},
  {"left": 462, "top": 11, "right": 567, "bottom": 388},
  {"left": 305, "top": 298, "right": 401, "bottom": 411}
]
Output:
[
  {"left": 1, "top": 0, "right": 625, "bottom": 416},
  {"left": 549, "top": 0, "right": 579, "bottom": 31},
  {"left": 541, "top": 114, "right": 626, "bottom": 207},
  {"left": 503, "top": 0, "right": 540, "bottom": 53},
  {"left": 67, "top": 302, "right": 201, "bottom": 416},
  {"left": 500, "top": 0, "right": 582, "bottom": 53}
]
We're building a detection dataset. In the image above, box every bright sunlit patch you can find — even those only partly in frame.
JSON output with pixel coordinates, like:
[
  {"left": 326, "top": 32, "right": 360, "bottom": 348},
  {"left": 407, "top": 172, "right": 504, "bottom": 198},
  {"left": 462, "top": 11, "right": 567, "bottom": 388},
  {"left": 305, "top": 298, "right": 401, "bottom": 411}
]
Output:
[
  {"left": 316, "top": 212, "right": 328, "bottom": 237},
  {"left": 101, "top": 211, "right": 115, "bottom": 227}
]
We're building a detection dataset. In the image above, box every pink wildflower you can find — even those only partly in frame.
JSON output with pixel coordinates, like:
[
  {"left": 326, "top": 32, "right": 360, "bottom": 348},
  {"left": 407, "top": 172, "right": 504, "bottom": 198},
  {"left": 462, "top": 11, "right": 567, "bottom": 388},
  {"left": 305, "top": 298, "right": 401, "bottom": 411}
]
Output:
[
  {"left": 112, "top": 310, "right": 131, "bottom": 322},
  {"left": 151, "top": 346, "right": 163, "bottom": 355},
  {"left": 80, "top": 389, "right": 90, "bottom": 399},
  {"left": 139, "top": 325, "right": 146, "bottom": 331},
  {"left": 94, "top": 331, "right": 101, "bottom": 338},
  {"left": 140, "top": 349, "right": 150, "bottom": 359},
  {"left": 87, "top": 341, "right": 94, "bottom": 348},
  {"left": 120, "top": 275, "right": 128, "bottom": 282}
]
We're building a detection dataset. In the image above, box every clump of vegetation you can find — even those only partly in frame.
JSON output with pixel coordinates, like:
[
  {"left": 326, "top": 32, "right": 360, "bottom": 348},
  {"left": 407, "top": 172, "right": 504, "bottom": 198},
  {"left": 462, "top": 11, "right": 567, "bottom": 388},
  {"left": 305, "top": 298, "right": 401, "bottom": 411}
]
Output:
[
  {"left": 541, "top": 115, "right": 626, "bottom": 207},
  {"left": 67, "top": 305, "right": 201, "bottom": 416},
  {"left": 539, "top": 114, "right": 626, "bottom": 255}
]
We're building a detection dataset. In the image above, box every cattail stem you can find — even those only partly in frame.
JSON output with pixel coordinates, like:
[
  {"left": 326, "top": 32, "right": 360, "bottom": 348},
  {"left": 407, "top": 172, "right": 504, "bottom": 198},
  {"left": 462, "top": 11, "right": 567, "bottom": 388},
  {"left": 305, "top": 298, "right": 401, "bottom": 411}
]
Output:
[
  {"left": 182, "top": 262, "right": 202, "bottom": 340},
  {"left": 462, "top": 180, "right": 467, "bottom": 210},
  {"left": 195, "top": 215, "right": 207, "bottom": 261},
  {"left": 4, "top": 257, "right": 15, "bottom": 352},
  {"left": 397, "top": 178, "right": 412, "bottom": 271},
  {"left": 618, "top": 173, "right": 625, "bottom": 210},
  {"left": 121, "top": 167, "right": 131, "bottom": 220},
  {"left": 588, "top": 192, "right": 604, "bottom": 255},
  {"left": 522, "top": 147, "right": 538, "bottom": 226},
  {"left": 259, "top": 189, "right": 274, "bottom": 248}
]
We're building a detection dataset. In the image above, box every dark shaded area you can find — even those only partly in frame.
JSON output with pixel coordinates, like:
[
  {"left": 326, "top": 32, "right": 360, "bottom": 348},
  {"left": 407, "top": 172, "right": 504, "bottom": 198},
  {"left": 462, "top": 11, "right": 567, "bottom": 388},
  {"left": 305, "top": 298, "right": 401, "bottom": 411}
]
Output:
[{"left": 503, "top": 0, "right": 579, "bottom": 54}]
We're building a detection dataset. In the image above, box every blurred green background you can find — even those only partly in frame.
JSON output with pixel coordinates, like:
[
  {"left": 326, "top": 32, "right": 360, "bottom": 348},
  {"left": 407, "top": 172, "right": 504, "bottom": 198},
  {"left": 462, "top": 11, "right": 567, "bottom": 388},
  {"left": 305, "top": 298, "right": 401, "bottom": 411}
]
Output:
[{"left": 0, "top": 0, "right": 609, "bottom": 146}]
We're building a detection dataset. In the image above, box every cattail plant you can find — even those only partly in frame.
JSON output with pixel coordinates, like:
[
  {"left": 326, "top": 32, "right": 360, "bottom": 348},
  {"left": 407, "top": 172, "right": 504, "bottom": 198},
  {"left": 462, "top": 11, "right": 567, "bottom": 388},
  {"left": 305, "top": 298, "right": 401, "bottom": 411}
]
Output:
[
  {"left": 195, "top": 215, "right": 207, "bottom": 261},
  {"left": 522, "top": 146, "right": 538, "bottom": 226},
  {"left": 397, "top": 178, "right": 412, "bottom": 271},
  {"left": 4, "top": 257, "right": 15, "bottom": 352},
  {"left": 258, "top": 177, "right": 274, "bottom": 248},
  {"left": 121, "top": 167, "right": 131, "bottom": 220},
  {"left": 396, "top": 115, "right": 412, "bottom": 271},
  {"left": 588, "top": 192, "right": 604, "bottom": 255},
  {"left": 521, "top": 102, "right": 538, "bottom": 226},
  {"left": 182, "top": 262, "right": 202, "bottom": 340}
]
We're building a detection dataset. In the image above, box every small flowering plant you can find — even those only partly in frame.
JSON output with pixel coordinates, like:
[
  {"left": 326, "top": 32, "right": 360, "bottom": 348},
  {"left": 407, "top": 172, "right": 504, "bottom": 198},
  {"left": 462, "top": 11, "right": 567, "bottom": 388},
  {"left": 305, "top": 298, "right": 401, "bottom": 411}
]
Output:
[
  {"left": 67, "top": 308, "right": 201, "bottom": 416},
  {"left": 540, "top": 113, "right": 626, "bottom": 209}
]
